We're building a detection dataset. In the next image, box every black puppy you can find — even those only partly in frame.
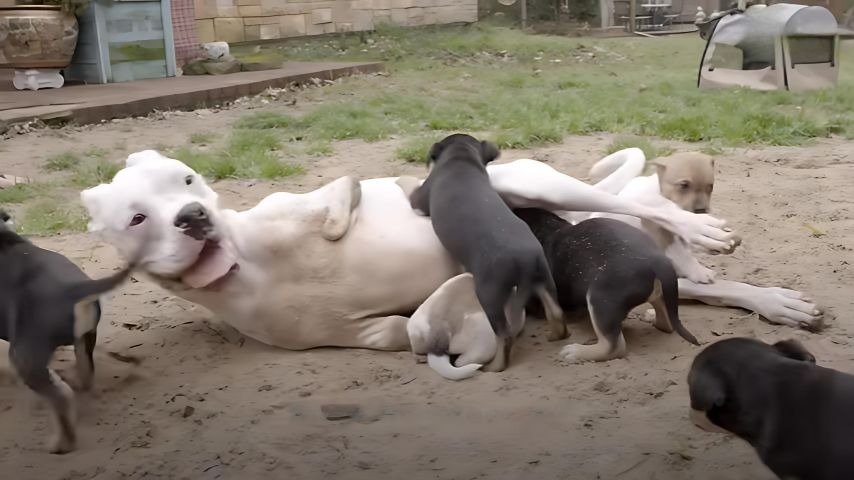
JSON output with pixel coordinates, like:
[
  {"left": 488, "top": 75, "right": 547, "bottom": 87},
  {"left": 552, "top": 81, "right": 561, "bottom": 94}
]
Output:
[
  {"left": 688, "top": 337, "right": 854, "bottom": 480},
  {"left": 0, "top": 210, "right": 139, "bottom": 454},
  {"left": 514, "top": 209, "right": 699, "bottom": 362},
  {"left": 406, "top": 134, "right": 564, "bottom": 372}
]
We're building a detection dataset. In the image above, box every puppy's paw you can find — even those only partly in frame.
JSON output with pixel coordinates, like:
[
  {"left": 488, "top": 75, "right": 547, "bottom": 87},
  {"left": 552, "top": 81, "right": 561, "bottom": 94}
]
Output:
[
  {"left": 559, "top": 344, "right": 589, "bottom": 364},
  {"left": 49, "top": 433, "right": 75, "bottom": 455},
  {"left": 547, "top": 325, "right": 569, "bottom": 342},
  {"left": 681, "top": 264, "right": 716, "bottom": 284}
]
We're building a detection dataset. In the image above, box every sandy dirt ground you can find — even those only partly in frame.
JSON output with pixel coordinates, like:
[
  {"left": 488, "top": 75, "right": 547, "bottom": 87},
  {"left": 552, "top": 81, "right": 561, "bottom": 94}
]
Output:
[{"left": 1, "top": 108, "right": 853, "bottom": 480}]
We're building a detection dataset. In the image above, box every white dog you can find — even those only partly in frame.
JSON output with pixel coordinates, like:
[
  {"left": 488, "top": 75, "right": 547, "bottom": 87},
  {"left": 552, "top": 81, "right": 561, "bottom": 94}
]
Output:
[
  {"left": 584, "top": 148, "right": 823, "bottom": 330},
  {"left": 79, "top": 150, "right": 742, "bottom": 351},
  {"left": 407, "top": 273, "right": 498, "bottom": 380}
]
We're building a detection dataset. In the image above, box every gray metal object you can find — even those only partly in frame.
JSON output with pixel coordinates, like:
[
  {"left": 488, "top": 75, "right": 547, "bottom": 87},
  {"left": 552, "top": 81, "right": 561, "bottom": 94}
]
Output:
[{"left": 697, "top": 3, "right": 852, "bottom": 91}]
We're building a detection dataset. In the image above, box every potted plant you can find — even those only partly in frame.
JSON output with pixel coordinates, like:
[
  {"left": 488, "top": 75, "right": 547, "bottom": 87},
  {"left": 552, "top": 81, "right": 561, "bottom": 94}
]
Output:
[{"left": 0, "top": 0, "right": 90, "bottom": 84}]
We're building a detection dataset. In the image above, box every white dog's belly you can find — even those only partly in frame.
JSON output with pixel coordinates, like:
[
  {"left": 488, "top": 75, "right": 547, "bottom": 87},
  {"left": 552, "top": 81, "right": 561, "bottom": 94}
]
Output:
[{"left": 182, "top": 178, "right": 460, "bottom": 350}]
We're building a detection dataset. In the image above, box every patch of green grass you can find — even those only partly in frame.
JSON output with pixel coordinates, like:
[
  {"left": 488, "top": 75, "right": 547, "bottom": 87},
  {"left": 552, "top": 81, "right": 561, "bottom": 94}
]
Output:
[
  {"left": 303, "top": 141, "right": 333, "bottom": 157},
  {"left": 235, "top": 111, "right": 294, "bottom": 130},
  {"left": 190, "top": 132, "right": 216, "bottom": 145},
  {"left": 395, "top": 135, "right": 440, "bottom": 163},
  {"left": 0, "top": 183, "right": 44, "bottom": 203},
  {"left": 606, "top": 136, "right": 675, "bottom": 160},
  {"left": 242, "top": 26, "right": 854, "bottom": 148},
  {"left": 84, "top": 147, "right": 110, "bottom": 160},
  {"left": 17, "top": 201, "right": 87, "bottom": 236},
  {"left": 71, "top": 159, "right": 122, "bottom": 187},
  {"left": 43, "top": 152, "right": 81, "bottom": 172},
  {"left": 172, "top": 129, "right": 303, "bottom": 180}
]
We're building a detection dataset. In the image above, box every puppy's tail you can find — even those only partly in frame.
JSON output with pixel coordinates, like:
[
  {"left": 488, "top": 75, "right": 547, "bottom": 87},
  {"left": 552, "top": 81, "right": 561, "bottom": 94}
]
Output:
[
  {"left": 653, "top": 258, "right": 699, "bottom": 346},
  {"left": 427, "top": 354, "right": 482, "bottom": 381},
  {"left": 66, "top": 263, "right": 138, "bottom": 304}
]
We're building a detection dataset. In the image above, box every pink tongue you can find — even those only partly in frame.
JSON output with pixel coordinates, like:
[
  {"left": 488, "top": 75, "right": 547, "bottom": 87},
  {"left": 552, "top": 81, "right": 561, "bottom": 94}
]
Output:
[{"left": 181, "top": 243, "right": 237, "bottom": 289}]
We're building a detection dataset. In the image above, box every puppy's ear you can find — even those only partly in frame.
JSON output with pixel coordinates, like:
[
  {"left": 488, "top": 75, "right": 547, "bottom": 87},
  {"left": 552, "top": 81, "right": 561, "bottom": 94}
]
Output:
[
  {"left": 126, "top": 150, "right": 166, "bottom": 168},
  {"left": 480, "top": 141, "right": 500, "bottom": 165},
  {"left": 80, "top": 184, "right": 112, "bottom": 232},
  {"left": 688, "top": 369, "right": 726, "bottom": 411},
  {"left": 772, "top": 339, "right": 816, "bottom": 364},
  {"left": 427, "top": 141, "right": 444, "bottom": 165},
  {"left": 650, "top": 158, "right": 668, "bottom": 177}
]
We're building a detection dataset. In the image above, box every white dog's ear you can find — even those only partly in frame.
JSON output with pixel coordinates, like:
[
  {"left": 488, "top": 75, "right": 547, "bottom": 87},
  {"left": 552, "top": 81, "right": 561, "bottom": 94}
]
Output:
[
  {"left": 321, "top": 176, "right": 362, "bottom": 241},
  {"left": 126, "top": 150, "right": 166, "bottom": 168},
  {"left": 80, "top": 184, "right": 112, "bottom": 232}
]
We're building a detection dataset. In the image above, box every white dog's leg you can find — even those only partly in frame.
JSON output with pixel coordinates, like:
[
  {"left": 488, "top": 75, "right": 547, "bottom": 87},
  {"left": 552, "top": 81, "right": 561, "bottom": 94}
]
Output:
[
  {"left": 354, "top": 315, "right": 411, "bottom": 351},
  {"left": 487, "top": 159, "right": 740, "bottom": 254},
  {"left": 665, "top": 240, "right": 716, "bottom": 284},
  {"left": 678, "top": 279, "right": 824, "bottom": 330}
]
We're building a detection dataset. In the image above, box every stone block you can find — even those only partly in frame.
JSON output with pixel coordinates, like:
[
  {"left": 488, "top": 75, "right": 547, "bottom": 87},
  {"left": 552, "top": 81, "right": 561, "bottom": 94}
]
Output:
[
  {"left": 194, "top": 0, "right": 217, "bottom": 18},
  {"left": 216, "top": 5, "right": 240, "bottom": 16},
  {"left": 213, "top": 17, "right": 245, "bottom": 42},
  {"left": 244, "top": 15, "right": 283, "bottom": 24},
  {"left": 259, "top": 23, "right": 281, "bottom": 38},
  {"left": 261, "top": 0, "right": 322, "bottom": 15},
  {"left": 414, "top": 0, "right": 434, "bottom": 7},
  {"left": 195, "top": 19, "right": 216, "bottom": 43},
  {"left": 351, "top": 0, "right": 371, "bottom": 8},
  {"left": 311, "top": 7, "right": 333, "bottom": 23},
  {"left": 390, "top": 8, "right": 407, "bottom": 24},
  {"left": 280, "top": 14, "right": 307, "bottom": 36},
  {"left": 244, "top": 24, "right": 261, "bottom": 40},
  {"left": 237, "top": 0, "right": 260, "bottom": 5},
  {"left": 391, "top": 0, "right": 415, "bottom": 7},
  {"left": 351, "top": 9, "right": 374, "bottom": 30},
  {"left": 332, "top": 1, "right": 353, "bottom": 21},
  {"left": 323, "top": 22, "right": 336, "bottom": 33},
  {"left": 239, "top": 5, "right": 262, "bottom": 15},
  {"left": 373, "top": 0, "right": 391, "bottom": 9},
  {"left": 337, "top": 22, "right": 353, "bottom": 31}
]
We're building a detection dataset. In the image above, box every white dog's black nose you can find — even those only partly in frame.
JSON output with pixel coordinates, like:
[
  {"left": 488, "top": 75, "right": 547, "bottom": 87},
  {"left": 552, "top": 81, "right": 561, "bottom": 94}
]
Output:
[{"left": 174, "top": 202, "right": 212, "bottom": 240}]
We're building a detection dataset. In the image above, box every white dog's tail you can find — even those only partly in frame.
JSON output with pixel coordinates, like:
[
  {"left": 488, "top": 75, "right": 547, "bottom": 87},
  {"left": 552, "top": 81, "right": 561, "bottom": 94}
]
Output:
[
  {"left": 427, "top": 354, "right": 482, "bottom": 381},
  {"left": 589, "top": 147, "right": 646, "bottom": 194}
]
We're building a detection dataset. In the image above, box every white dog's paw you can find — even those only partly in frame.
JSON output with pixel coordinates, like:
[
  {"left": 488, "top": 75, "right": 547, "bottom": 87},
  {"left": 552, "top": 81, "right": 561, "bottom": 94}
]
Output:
[
  {"left": 680, "top": 263, "right": 716, "bottom": 284},
  {"left": 674, "top": 212, "right": 741, "bottom": 255},
  {"left": 559, "top": 344, "right": 590, "bottom": 364},
  {"left": 642, "top": 308, "right": 656, "bottom": 323},
  {"left": 754, "top": 287, "right": 824, "bottom": 331}
]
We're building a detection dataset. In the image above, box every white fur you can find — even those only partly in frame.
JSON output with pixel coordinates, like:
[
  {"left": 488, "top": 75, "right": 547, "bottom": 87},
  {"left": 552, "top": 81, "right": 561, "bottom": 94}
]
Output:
[
  {"left": 588, "top": 150, "right": 823, "bottom": 329},
  {"left": 407, "top": 273, "right": 498, "bottom": 380},
  {"left": 80, "top": 151, "right": 741, "bottom": 351}
]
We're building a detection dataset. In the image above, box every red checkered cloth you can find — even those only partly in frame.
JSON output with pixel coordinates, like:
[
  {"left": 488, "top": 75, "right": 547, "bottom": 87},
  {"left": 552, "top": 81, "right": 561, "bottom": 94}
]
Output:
[{"left": 171, "top": 0, "right": 205, "bottom": 68}]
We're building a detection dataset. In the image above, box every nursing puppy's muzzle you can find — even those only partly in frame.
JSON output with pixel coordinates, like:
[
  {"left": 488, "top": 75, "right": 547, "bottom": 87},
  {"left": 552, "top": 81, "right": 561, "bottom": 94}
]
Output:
[{"left": 174, "top": 202, "right": 214, "bottom": 241}]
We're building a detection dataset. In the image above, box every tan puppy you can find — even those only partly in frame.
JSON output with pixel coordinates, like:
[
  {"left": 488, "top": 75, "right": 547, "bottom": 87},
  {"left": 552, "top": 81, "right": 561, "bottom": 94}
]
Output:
[
  {"left": 654, "top": 152, "right": 715, "bottom": 214},
  {"left": 590, "top": 151, "right": 719, "bottom": 284}
]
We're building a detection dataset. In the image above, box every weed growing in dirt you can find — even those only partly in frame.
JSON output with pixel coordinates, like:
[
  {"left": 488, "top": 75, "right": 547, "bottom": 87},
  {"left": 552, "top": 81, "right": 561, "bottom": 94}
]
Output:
[
  {"left": 172, "top": 129, "right": 303, "bottom": 180},
  {"left": 190, "top": 132, "right": 217, "bottom": 145},
  {"left": 395, "top": 135, "right": 441, "bottom": 163},
  {"left": 43, "top": 152, "right": 81, "bottom": 172},
  {"left": 71, "top": 159, "right": 122, "bottom": 187},
  {"left": 18, "top": 201, "right": 87, "bottom": 235},
  {"left": 0, "top": 183, "right": 44, "bottom": 203}
]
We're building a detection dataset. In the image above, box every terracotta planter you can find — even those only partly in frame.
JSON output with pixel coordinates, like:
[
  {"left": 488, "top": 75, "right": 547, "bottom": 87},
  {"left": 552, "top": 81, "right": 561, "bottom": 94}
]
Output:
[{"left": 0, "top": 5, "right": 79, "bottom": 69}]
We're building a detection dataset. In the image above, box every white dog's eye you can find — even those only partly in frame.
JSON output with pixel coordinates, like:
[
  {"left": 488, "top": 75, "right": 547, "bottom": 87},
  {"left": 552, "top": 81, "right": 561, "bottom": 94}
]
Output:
[
  {"left": 130, "top": 214, "right": 147, "bottom": 227},
  {"left": 679, "top": 181, "right": 691, "bottom": 190},
  {"left": 185, "top": 175, "right": 194, "bottom": 186}
]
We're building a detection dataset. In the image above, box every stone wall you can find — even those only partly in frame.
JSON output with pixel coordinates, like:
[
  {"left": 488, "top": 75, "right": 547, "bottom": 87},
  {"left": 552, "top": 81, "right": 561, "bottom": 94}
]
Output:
[{"left": 193, "top": 0, "right": 478, "bottom": 43}]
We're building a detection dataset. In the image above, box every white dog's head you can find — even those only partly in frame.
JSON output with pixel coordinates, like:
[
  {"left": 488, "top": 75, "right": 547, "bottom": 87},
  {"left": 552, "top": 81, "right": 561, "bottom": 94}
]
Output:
[{"left": 81, "top": 150, "right": 236, "bottom": 288}]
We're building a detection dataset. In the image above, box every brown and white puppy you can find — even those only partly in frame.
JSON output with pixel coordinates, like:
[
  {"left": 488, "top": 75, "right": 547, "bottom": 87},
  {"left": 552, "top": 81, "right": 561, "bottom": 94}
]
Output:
[{"left": 688, "top": 337, "right": 854, "bottom": 480}]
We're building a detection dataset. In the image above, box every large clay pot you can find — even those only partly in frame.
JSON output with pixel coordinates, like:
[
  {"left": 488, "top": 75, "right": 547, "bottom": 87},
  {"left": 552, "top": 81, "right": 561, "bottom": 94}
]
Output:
[{"left": 0, "top": 5, "right": 79, "bottom": 69}]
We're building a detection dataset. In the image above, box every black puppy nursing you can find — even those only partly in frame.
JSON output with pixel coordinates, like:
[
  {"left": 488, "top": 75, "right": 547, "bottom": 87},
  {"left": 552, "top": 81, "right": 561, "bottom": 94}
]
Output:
[
  {"left": 515, "top": 209, "right": 699, "bottom": 362},
  {"left": 405, "top": 133, "right": 565, "bottom": 372}
]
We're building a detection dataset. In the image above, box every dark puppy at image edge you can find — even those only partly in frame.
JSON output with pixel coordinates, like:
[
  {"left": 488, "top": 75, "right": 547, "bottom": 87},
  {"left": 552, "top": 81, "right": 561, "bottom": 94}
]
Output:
[
  {"left": 407, "top": 134, "right": 564, "bottom": 372},
  {"left": 515, "top": 209, "right": 698, "bottom": 362},
  {"left": 0, "top": 210, "right": 140, "bottom": 454},
  {"left": 688, "top": 337, "right": 854, "bottom": 480}
]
